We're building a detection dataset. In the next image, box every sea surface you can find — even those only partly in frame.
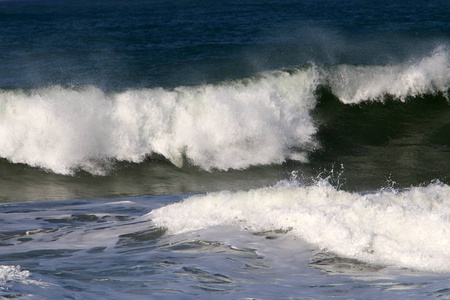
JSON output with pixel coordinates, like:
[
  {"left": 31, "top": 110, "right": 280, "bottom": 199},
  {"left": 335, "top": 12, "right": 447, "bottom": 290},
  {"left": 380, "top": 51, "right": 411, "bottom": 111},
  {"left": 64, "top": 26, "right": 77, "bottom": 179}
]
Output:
[{"left": 0, "top": 0, "right": 449, "bottom": 299}]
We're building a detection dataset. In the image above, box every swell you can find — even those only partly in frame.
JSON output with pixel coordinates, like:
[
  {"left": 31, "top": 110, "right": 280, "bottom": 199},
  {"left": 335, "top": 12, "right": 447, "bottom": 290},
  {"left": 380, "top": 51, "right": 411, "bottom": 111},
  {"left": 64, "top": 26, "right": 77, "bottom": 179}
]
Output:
[{"left": 0, "top": 47, "right": 449, "bottom": 175}]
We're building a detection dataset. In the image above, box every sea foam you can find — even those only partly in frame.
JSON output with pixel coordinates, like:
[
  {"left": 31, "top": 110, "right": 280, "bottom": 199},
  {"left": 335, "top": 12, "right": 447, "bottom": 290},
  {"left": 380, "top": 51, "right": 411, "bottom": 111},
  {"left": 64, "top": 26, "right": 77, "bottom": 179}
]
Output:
[
  {"left": 0, "top": 69, "right": 318, "bottom": 174},
  {"left": 0, "top": 265, "right": 30, "bottom": 285},
  {"left": 149, "top": 181, "right": 450, "bottom": 273}
]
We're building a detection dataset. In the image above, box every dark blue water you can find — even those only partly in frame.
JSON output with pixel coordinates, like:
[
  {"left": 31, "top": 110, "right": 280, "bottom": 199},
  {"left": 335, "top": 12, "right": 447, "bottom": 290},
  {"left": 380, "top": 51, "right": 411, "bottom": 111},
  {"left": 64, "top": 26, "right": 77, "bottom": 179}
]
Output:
[
  {"left": 0, "top": 0, "right": 449, "bottom": 298},
  {"left": 1, "top": 0, "right": 448, "bottom": 90}
]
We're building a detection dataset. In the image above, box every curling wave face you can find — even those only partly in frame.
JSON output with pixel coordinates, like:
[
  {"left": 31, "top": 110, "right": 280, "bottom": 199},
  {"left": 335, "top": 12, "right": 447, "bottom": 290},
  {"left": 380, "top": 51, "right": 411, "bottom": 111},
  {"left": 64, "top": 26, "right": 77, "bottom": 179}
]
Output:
[
  {"left": 149, "top": 180, "right": 450, "bottom": 273},
  {"left": 0, "top": 47, "right": 449, "bottom": 175}
]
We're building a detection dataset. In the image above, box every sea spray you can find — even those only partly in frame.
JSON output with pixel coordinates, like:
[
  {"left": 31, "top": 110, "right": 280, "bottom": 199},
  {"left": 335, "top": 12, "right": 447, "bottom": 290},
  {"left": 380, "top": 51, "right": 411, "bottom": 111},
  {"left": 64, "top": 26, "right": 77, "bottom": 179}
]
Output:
[{"left": 0, "top": 266, "right": 30, "bottom": 285}]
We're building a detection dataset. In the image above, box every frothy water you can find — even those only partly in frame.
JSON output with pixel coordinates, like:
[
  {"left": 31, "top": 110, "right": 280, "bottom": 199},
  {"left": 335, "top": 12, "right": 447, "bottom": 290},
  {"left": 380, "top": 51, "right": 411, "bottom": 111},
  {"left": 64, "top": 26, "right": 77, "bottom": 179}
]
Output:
[
  {"left": 150, "top": 181, "right": 450, "bottom": 273},
  {"left": 0, "top": 265, "right": 30, "bottom": 284},
  {"left": 0, "top": 69, "right": 318, "bottom": 175},
  {"left": 1, "top": 181, "right": 449, "bottom": 299}
]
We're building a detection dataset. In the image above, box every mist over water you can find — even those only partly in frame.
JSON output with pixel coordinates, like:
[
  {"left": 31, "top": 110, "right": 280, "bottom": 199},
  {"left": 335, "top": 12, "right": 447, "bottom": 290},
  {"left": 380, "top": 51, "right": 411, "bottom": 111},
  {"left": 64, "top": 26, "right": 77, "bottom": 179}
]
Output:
[{"left": 0, "top": 0, "right": 448, "bottom": 90}]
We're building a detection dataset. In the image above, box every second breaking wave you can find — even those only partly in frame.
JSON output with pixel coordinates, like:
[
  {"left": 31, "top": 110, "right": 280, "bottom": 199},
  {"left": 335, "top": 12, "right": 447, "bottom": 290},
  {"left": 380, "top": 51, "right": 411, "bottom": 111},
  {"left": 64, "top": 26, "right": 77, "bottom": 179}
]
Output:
[{"left": 149, "top": 180, "right": 450, "bottom": 273}]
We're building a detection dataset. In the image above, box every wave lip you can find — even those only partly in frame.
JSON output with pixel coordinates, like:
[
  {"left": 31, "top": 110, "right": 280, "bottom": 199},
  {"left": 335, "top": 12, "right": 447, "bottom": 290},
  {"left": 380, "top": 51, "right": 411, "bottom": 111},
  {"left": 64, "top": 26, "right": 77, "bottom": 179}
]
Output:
[{"left": 149, "top": 182, "right": 450, "bottom": 273}]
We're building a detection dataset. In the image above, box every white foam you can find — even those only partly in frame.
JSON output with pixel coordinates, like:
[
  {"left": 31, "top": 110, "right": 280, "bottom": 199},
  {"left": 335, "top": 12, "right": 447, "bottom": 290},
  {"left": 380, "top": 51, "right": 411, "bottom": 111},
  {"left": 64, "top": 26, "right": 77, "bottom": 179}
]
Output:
[
  {"left": 326, "top": 46, "right": 450, "bottom": 103},
  {"left": 0, "top": 265, "right": 30, "bottom": 284},
  {"left": 149, "top": 182, "right": 450, "bottom": 273},
  {"left": 0, "top": 69, "right": 318, "bottom": 174}
]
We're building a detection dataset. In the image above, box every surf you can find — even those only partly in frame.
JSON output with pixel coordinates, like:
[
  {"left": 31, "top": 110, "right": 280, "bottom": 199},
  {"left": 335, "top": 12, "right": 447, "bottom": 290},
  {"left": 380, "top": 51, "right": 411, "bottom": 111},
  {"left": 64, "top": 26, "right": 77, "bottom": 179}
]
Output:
[{"left": 148, "top": 180, "right": 450, "bottom": 273}]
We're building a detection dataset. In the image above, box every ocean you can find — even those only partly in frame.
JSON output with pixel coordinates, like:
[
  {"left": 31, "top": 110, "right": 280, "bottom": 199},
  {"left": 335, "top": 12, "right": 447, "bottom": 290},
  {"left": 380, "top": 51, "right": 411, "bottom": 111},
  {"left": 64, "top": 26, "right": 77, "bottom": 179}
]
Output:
[{"left": 0, "top": 0, "right": 449, "bottom": 298}]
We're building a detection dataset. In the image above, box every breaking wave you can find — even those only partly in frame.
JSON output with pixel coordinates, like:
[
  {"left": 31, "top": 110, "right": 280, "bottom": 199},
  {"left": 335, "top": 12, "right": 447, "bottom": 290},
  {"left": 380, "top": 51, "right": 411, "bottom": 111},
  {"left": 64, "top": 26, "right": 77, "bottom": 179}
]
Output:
[
  {"left": 149, "top": 180, "right": 450, "bottom": 273},
  {"left": 0, "top": 47, "right": 448, "bottom": 174}
]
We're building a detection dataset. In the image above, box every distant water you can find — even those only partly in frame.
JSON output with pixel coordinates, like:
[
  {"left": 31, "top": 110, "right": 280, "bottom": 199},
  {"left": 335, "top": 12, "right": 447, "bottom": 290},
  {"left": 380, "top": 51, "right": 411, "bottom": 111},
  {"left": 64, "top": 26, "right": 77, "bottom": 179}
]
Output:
[{"left": 0, "top": 0, "right": 449, "bottom": 298}]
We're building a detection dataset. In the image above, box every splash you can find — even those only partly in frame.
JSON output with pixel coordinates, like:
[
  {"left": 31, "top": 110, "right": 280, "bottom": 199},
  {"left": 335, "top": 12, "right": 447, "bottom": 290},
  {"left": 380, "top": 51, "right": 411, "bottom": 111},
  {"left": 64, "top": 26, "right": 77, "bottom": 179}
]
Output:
[{"left": 0, "top": 265, "right": 30, "bottom": 285}]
